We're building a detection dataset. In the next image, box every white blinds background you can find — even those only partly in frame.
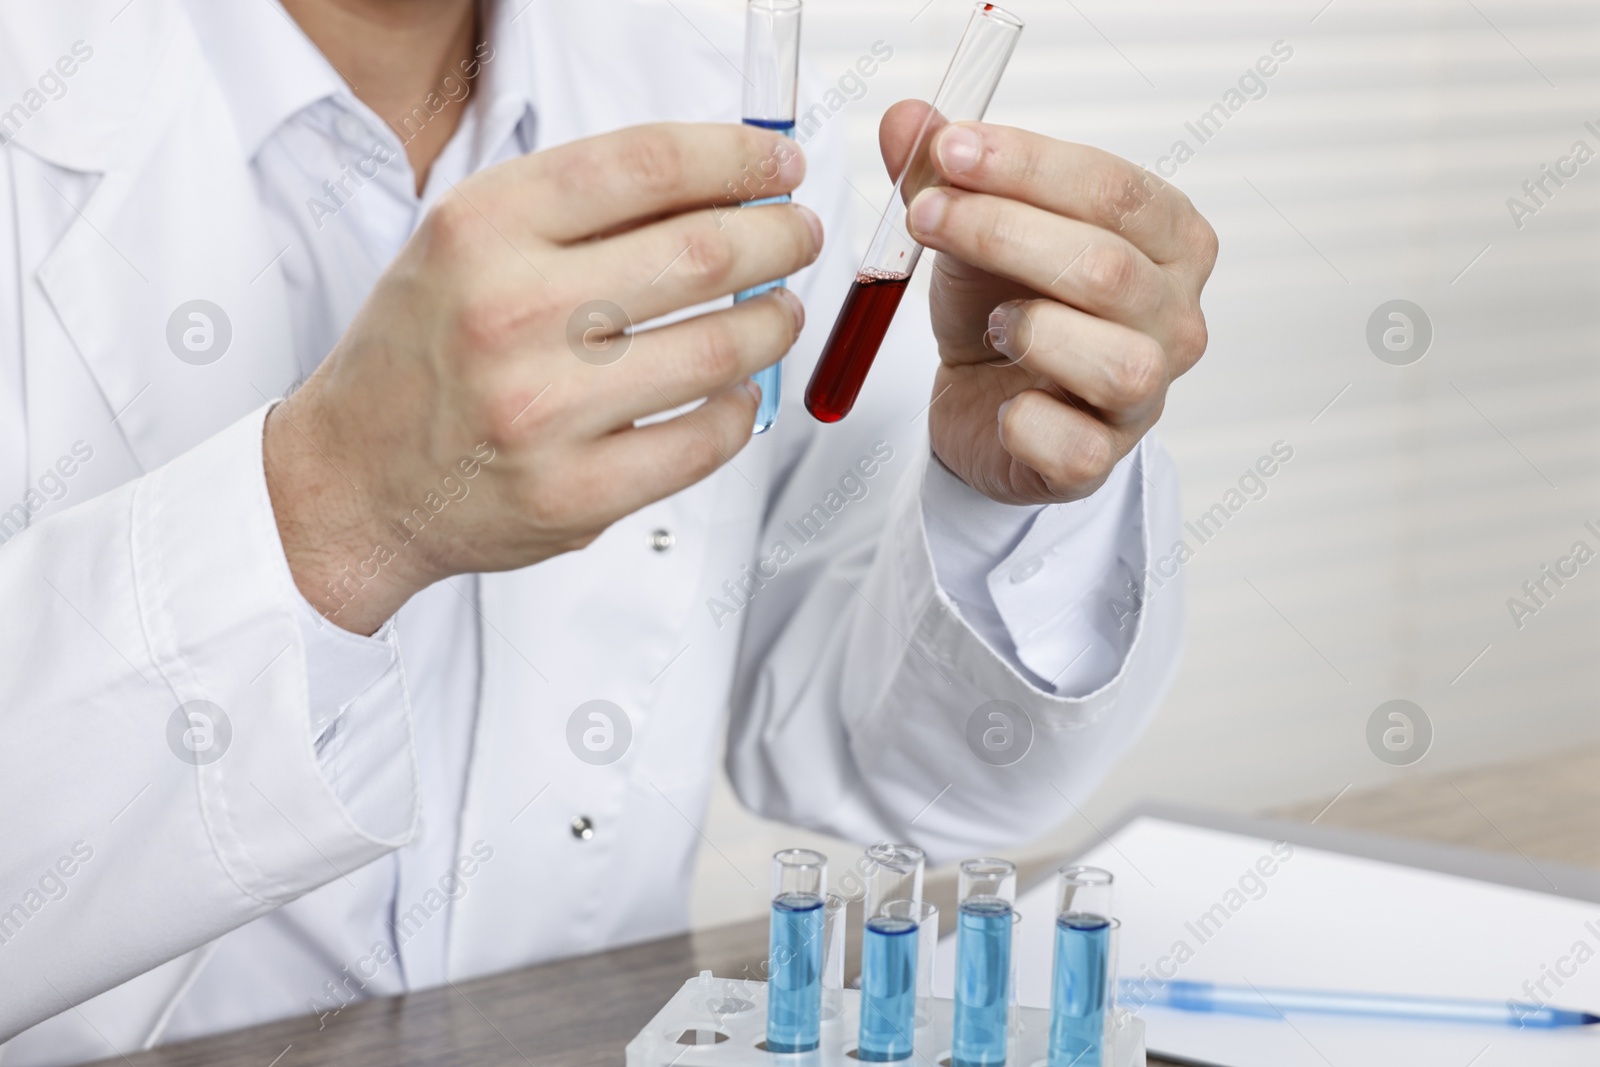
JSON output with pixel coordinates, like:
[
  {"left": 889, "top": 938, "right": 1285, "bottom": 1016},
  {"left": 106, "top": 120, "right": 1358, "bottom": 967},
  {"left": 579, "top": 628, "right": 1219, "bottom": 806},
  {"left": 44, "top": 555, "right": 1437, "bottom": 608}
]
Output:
[{"left": 692, "top": 0, "right": 1600, "bottom": 925}]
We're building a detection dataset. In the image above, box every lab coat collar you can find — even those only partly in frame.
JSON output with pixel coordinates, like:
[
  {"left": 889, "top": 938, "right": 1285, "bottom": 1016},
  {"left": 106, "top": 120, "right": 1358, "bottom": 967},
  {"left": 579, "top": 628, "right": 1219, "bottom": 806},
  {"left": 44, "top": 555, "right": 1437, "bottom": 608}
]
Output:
[
  {"left": 474, "top": 0, "right": 542, "bottom": 158},
  {"left": 179, "top": 0, "right": 347, "bottom": 164},
  {"left": 180, "top": 0, "right": 541, "bottom": 168}
]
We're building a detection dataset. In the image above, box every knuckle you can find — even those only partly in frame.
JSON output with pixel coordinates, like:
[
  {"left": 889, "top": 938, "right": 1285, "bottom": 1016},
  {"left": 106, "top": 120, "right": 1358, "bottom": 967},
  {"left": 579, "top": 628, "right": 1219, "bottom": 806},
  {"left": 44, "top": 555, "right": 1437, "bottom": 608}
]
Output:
[
  {"left": 1054, "top": 431, "right": 1113, "bottom": 488},
  {"left": 1110, "top": 168, "right": 1165, "bottom": 232},
  {"left": 1088, "top": 160, "right": 1144, "bottom": 231},
  {"left": 457, "top": 290, "right": 531, "bottom": 355},
  {"left": 677, "top": 227, "right": 735, "bottom": 286},
  {"left": 422, "top": 195, "right": 481, "bottom": 259},
  {"left": 1171, "top": 306, "right": 1209, "bottom": 368},
  {"left": 1108, "top": 335, "right": 1167, "bottom": 408},
  {"left": 1195, "top": 216, "right": 1220, "bottom": 266},
  {"left": 1078, "top": 242, "right": 1141, "bottom": 311},
  {"left": 484, "top": 379, "right": 563, "bottom": 445},
  {"left": 623, "top": 127, "right": 688, "bottom": 197}
]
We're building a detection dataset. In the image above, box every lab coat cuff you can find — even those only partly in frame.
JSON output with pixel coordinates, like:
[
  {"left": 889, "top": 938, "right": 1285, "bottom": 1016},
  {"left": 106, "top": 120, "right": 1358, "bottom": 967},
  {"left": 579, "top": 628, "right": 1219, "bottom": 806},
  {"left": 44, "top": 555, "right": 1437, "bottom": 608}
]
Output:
[
  {"left": 915, "top": 442, "right": 1147, "bottom": 695},
  {"left": 131, "top": 404, "right": 418, "bottom": 905},
  {"left": 918, "top": 453, "right": 1043, "bottom": 651},
  {"left": 296, "top": 599, "right": 416, "bottom": 841},
  {"left": 299, "top": 598, "right": 398, "bottom": 741},
  {"left": 986, "top": 444, "right": 1145, "bottom": 694}
]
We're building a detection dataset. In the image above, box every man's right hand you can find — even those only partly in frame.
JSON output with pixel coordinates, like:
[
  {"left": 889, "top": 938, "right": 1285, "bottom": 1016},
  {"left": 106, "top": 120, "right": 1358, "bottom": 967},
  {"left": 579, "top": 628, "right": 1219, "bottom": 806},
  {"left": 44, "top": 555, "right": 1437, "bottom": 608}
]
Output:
[{"left": 262, "top": 123, "right": 820, "bottom": 634}]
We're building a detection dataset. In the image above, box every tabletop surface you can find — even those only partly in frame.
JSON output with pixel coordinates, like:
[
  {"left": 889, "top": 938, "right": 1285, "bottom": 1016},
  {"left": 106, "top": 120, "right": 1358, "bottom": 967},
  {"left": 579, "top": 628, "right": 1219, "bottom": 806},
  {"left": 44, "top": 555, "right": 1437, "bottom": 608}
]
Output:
[{"left": 85, "top": 741, "right": 1600, "bottom": 1067}]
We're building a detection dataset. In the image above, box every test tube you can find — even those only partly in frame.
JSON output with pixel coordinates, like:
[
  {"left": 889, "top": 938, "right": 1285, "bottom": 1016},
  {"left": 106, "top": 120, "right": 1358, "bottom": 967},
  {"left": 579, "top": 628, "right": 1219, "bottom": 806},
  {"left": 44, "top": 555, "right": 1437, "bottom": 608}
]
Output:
[
  {"left": 1048, "top": 866, "right": 1114, "bottom": 1067},
  {"left": 739, "top": 0, "right": 803, "bottom": 435},
  {"left": 803, "top": 3, "right": 1024, "bottom": 424},
  {"left": 768, "top": 848, "right": 827, "bottom": 1053},
  {"left": 858, "top": 844, "right": 926, "bottom": 1061},
  {"left": 952, "top": 858, "right": 1016, "bottom": 1067},
  {"left": 913, "top": 901, "right": 940, "bottom": 1027},
  {"left": 822, "top": 892, "right": 848, "bottom": 1021}
]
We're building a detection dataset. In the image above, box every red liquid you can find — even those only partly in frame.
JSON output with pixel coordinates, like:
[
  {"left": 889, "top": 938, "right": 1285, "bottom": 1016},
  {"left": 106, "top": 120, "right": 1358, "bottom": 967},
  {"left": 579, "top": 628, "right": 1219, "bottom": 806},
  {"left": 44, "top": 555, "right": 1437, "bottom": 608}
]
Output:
[{"left": 804, "top": 271, "right": 911, "bottom": 423}]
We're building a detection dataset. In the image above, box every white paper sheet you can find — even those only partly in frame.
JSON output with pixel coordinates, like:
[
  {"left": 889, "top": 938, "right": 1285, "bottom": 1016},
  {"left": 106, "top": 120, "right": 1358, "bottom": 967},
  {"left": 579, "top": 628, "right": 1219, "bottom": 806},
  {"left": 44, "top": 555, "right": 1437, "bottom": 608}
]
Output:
[{"left": 934, "top": 816, "right": 1600, "bottom": 1066}]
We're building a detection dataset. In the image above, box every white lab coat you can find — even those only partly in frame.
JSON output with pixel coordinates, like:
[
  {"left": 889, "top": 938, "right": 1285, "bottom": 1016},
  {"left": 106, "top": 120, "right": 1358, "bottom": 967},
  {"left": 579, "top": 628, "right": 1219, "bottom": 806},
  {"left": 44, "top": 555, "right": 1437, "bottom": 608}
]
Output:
[{"left": 0, "top": 0, "right": 1183, "bottom": 1062}]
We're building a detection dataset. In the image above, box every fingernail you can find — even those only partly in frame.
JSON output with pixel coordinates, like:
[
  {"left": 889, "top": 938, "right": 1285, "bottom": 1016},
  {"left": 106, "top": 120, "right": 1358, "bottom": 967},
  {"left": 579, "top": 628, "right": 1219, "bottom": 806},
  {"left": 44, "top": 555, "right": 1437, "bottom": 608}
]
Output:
[
  {"left": 743, "top": 378, "right": 764, "bottom": 404},
  {"left": 996, "top": 396, "right": 1017, "bottom": 435},
  {"left": 908, "top": 188, "right": 951, "bottom": 239},
  {"left": 937, "top": 125, "right": 983, "bottom": 176},
  {"left": 774, "top": 286, "right": 806, "bottom": 333},
  {"left": 795, "top": 204, "right": 825, "bottom": 255},
  {"left": 986, "top": 303, "right": 1016, "bottom": 355},
  {"left": 777, "top": 138, "right": 807, "bottom": 185},
  {"left": 985, "top": 327, "right": 1005, "bottom": 353}
]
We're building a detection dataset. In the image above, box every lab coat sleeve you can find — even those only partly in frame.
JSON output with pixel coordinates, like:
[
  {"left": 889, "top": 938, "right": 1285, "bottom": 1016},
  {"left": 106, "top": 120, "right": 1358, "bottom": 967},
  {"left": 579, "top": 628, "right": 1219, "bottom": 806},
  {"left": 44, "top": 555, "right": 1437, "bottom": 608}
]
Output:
[
  {"left": 0, "top": 406, "right": 418, "bottom": 1041},
  {"left": 723, "top": 102, "right": 1185, "bottom": 864}
]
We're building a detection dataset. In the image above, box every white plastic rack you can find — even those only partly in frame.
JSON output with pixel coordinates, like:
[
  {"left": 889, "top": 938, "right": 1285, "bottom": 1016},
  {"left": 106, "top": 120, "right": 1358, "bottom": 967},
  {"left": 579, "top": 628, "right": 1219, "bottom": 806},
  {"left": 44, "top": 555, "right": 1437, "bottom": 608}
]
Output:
[{"left": 626, "top": 972, "right": 1146, "bottom": 1067}]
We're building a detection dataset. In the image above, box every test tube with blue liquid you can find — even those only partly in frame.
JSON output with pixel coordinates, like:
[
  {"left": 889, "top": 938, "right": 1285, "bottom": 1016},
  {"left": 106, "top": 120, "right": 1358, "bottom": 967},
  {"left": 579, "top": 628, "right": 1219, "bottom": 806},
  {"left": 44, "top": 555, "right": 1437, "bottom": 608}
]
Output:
[
  {"left": 952, "top": 858, "right": 1016, "bottom": 1067},
  {"left": 858, "top": 843, "right": 926, "bottom": 1062},
  {"left": 1049, "top": 866, "right": 1115, "bottom": 1067},
  {"left": 739, "top": 0, "right": 802, "bottom": 435},
  {"left": 768, "top": 848, "right": 826, "bottom": 1052}
]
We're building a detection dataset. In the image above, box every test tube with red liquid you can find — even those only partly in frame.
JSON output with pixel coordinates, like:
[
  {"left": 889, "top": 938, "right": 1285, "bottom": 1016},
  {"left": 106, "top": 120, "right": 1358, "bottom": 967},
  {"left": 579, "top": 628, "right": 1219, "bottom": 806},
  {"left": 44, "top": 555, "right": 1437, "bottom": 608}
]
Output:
[{"left": 804, "top": 3, "right": 1024, "bottom": 424}]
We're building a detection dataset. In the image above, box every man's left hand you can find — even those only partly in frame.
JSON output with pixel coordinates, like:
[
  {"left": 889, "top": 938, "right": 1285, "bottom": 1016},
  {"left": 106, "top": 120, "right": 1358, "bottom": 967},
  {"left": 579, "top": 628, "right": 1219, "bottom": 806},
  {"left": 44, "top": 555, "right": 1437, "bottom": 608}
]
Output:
[{"left": 885, "top": 105, "right": 1218, "bottom": 505}]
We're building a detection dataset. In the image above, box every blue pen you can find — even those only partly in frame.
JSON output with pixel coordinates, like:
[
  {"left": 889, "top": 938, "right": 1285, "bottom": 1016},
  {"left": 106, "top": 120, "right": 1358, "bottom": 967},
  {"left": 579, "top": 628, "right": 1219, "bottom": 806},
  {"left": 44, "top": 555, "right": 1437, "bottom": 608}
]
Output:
[
  {"left": 1121, "top": 979, "right": 1600, "bottom": 1029},
  {"left": 738, "top": 0, "right": 802, "bottom": 435}
]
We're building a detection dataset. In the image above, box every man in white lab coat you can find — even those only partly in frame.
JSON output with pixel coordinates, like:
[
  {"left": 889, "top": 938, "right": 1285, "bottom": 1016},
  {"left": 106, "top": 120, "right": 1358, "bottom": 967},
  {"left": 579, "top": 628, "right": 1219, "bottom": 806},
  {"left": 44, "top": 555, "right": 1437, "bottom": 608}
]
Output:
[{"left": 0, "top": 0, "right": 1214, "bottom": 1062}]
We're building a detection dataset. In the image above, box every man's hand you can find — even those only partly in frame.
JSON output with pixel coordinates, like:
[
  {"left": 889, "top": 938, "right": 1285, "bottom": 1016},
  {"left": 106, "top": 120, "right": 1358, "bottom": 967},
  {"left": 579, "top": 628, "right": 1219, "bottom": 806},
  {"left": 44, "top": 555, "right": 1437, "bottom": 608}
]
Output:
[
  {"left": 883, "top": 104, "right": 1218, "bottom": 505},
  {"left": 264, "top": 124, "right": 820, "bottom": 634}
]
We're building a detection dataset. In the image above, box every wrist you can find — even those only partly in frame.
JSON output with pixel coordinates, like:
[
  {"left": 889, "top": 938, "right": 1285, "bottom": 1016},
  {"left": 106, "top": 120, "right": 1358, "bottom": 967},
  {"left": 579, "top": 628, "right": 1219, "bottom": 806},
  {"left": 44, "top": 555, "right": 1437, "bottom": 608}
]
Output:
[{"left": 262, "top": 397, "right": 431, "bottom": 635}]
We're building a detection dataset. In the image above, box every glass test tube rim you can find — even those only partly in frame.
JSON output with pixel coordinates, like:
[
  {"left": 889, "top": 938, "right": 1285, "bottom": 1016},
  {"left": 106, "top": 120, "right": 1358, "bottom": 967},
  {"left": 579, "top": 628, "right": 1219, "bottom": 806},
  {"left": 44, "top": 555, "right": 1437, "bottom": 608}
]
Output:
[
  {"left": 1056, "top": 864, "right": 1114, "bottom": 921},
  {"left": 865, "top": 842, "right": 926, "bottom": 920},
  {"left": 866, "top": 842, "right": 926, "bottom": 871},
  {"left": 958, "top": 857, "right": 1018, "bottom": 904},
  {"left": 773, "top": 848, "right": 827, "bottom": 899},
  {"left": 973, "top": 2, "right": 1024, "bottom": 29}
]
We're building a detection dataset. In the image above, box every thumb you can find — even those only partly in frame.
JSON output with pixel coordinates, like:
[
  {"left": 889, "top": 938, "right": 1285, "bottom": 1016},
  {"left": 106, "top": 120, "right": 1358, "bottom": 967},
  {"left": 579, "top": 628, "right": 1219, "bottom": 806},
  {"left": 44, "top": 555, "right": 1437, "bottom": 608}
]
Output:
[{"left": 879, "top": 99, "right": 946, "bottom": 207}]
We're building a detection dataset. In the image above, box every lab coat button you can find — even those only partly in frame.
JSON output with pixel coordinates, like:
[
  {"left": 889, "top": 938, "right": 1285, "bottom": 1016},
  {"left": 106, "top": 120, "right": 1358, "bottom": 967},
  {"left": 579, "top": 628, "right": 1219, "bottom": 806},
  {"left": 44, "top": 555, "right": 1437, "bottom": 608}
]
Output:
[
  {"left": 1009, "top": 556, "right": 1044, "bottom": 583},
  {"left": 570, "top": 815, "right": 595, "bottom": 840},
  {"left": 648, "top": 528, "right": 674, "bottom": 552}
]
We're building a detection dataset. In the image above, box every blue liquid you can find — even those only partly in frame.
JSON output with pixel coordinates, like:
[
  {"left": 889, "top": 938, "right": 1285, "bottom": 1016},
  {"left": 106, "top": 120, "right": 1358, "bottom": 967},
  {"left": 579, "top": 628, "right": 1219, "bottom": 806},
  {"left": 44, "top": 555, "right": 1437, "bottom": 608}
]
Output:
[
  {"left": 859, "top": 916, "right": 919, "bottom": 1061},
  {"left": 1049, "top": 914, "right": 1111, "bottom": 1067},
  {"left": 767, "top": 892, "right": 824, "bottom": 1053},
  {"left": 738, "top": 118, "right": 797, "bottom": 435},
  {"left": 952, "top": 899, "right": 1012, "bottom": 1067}
]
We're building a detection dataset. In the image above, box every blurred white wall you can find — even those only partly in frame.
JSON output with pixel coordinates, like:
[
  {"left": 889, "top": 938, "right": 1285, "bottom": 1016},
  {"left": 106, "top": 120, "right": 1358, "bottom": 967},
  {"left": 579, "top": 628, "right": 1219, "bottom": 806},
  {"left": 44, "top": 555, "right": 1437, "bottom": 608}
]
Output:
[{"left": 682, "top": 0, "right": 1600, "bottom": 928}]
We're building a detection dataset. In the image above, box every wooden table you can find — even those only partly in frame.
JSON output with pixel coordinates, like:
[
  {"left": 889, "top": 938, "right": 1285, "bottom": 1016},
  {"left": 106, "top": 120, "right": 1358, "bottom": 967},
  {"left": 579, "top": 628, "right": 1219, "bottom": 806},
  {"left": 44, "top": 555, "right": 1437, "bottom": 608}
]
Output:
[{"left": 89, "top": 742, "right": 1600, "bottom": 1067}]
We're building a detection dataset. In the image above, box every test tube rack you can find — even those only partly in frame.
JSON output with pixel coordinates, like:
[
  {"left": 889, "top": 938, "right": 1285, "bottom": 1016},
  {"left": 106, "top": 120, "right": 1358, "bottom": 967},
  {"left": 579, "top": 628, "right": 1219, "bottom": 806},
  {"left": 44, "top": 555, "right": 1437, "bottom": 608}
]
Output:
[{"left": 625, "top": 972, "right": 1146, "bottom": 1067}]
